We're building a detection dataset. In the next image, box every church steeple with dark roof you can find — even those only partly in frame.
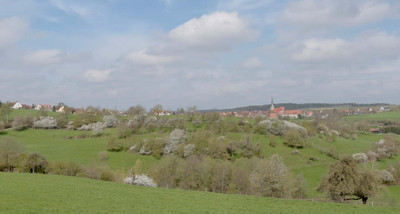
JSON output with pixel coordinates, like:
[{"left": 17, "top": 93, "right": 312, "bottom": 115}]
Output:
[{"left": 270, "top": 98, "right": 275, "bottom": 111}]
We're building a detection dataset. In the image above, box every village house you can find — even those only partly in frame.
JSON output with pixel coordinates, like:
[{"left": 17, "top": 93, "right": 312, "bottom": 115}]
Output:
[
  {"left": 303, "top": 111, "right": 314, "bottom": 117},
  {"left": 281, "top": 110, "right": 302, "bottom": 119},
  {"left": 34, "top": 104, "right": 53, "bottom": 111},
  {"left": 11, "top": 101, "right": 23, "bottom": 109},
  {"left": 56, "top": 106, "right": 65, "bottom": 113},
  {"left": 156, "top": 111, "right": 171, "bottom": 116}
]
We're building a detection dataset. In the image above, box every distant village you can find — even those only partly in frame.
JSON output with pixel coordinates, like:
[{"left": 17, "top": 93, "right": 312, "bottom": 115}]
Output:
[
  {"left": 8, "top": 101, "right": 84, "bottom": 114},
  {"left": 7, "top": 100, "right": 392, "bottom": 119},
  {"left": 218, "top": 99, "right": 392, "bottom": 120}
]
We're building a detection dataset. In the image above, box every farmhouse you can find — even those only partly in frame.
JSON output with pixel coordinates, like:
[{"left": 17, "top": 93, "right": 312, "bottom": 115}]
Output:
[
  {"left": 34, "top": 104, "right": 53, "bottom": 111},
  {"left": 56, "top": 106, "right": 65, "bottom": 113},
  {"left": 11, "top": 101, "right": 23, "bottom": 109}
]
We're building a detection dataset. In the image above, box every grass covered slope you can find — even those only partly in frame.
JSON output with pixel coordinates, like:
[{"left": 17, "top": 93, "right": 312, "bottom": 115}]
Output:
[{"left": 0, "top": 173, "right": 399, "bottom": 214}]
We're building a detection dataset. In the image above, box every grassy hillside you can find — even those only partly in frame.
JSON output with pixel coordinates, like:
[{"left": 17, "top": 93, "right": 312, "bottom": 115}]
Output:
[
  {"left": 3, "top": 128, "right": 396, "bottom": 198},
  {"left": 3, "top": 128, "right": 159, "bottom": 172},
  {"left": 344, "top": 111, "right": 400, "bottom": 121},
  {"left": 0, "top": 173, "right": 398, "bottom": 214}
]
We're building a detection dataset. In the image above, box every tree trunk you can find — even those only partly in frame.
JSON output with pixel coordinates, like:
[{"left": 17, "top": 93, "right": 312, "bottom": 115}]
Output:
[{"left": 362, "top": 197, "right": 368, "bottom": 205}]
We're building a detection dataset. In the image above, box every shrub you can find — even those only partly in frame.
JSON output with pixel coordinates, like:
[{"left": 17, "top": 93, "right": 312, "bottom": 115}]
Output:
[
  {"left": 116, "top": 123, "right": 132, "bottom": 138},
  {"left": 33, "top": 116, "right": 57, "bottom": 129},
  {"left": 25, "top": 153, "right": 48, "bottom": 173},
  {"left": 164, "top": 129, "right": 186, "bottom": 154},
  {"left": 100, "top": 168, "right": 115, "bottom": 182},
  {"left": 97, "top": 151, "right": 109, "bottom": 163},
  {"left": 190, "top": 130, "right": 213, "bottom": 152},
  {"left": 144, "top": 138, "right": 166, "bottom": 158},
  {"left": 50, "top": 161, "right": 82, "bottom": 176},
  {"left": 380, "top": 170, "right": 394, "bottom": 184},
  {"left": 269, "top": 135, "right": 277, "bottom": 147},
  {"left": 283, "top": 129, "right": 306, "bottom": 148},
  {"left": 91, "top": 122, "right": 103, "bottom": 136},
  {"left": 352, "top": 153, "right": 368, "bottom": 164},
  {"left": 12, "top": 115, "right": 33, "bottom": 131},
  {"left": 106, "top": 136, "right": 124, "bottom": 152},
  {"left": 56, "top": 115, "right": 69, "bottom": 129}
]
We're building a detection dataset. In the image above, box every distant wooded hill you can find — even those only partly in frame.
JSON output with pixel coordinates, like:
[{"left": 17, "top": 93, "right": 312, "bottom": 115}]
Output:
[{"left": 202, "top": 103, "right": 391, "bottom": 112}]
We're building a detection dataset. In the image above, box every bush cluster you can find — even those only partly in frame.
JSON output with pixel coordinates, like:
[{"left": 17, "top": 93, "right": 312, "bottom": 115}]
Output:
[{"left": 151, "top": 154, "right": 305, "bottom": 198}]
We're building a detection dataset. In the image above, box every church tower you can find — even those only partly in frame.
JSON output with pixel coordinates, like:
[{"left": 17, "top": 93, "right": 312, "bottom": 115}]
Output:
[{"left": 270, "top": 98, "right": 275, "bottom": 111}]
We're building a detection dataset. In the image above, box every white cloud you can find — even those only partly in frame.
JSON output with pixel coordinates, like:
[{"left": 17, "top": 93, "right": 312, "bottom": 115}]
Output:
[
  {"left": 83, "top": 69, "right": 112, "bottom": 82},
  {"left": 242, "top": 57, "right": 262, "bottom": 69},
  {"left": 50, "top": 0, "right": 90, "bottom": 17},
  {"left": 217, "top": 0, "right": 276, "bottom": 12},
  {"left": 168, "top": 11, "right": 259, "bottom": 51},
  {"left": 280, "top": 0, "right": 396, "bottom": 30},
  {"left": 24, "top": 49, "right": 63, "bottom": 65},
  {"left": 127, "top": 50, "right": 177, "bottom": 66},
  {"left": 0, "top": 17, "right": 28, "bottom": 51},
  {"left": 293, "top": 32, "right": 400, "bottom": 63}
]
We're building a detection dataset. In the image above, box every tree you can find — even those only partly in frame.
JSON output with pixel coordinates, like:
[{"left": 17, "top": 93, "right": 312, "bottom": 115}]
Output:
[
  {"left": 262, "top": 155, "right": 291, "bottom": 198},
  {"left": 292, "top": 173, "right": 307, "bottom": 199},
  {"left": 353, "top": 170, "right": 379, "bottom": 204},
  {"left": 0, "top": 137, "right": 24, "bottom": 172},
  {"left": 0, "top": 102, "right": 12, "bottom": 123},
  {"left": 211, "top": 160, "right": 231, "bottom": 193},
  {"left": 176, "top": 108, "right": 185, "bottom": 115},
  {"left": 127, "top": 105, "right": 146, "bottom": 116},
  {"left": 0, "top": 120, "right": 4, "bottom": 132},
  {"left": 132, "top": 159, "right": 142, "bottom": 175},
  {"left": 151, "top": 104, "right": 163, "bottom": 115},
  {"left": 186, "top": 106, "right": 197, "bottom": 121},
  {"left": 25, "top": 153, "right": 48, "bottom": 173},
  {"left": 318, "top": 156, "right": 379, "bottom": 204},
  {"left": 151, "top": 155, "right": 183, "bottom": 188},
  {"left": 232, "top": 167, "right": 249, "bottom": 195}
]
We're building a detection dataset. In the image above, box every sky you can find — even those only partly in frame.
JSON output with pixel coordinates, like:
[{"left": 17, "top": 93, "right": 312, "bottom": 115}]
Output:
[{"left": 0, "top": 0, "right": 399, "bottom": 110}]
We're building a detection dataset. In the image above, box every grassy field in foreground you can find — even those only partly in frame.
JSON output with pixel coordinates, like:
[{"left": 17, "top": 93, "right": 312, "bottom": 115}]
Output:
[
  {"left": 0, "top": 173, "right": 399, "bottom": 214},
  {"left": 2, "top": 129, "right": 159, "bottom": 172}
]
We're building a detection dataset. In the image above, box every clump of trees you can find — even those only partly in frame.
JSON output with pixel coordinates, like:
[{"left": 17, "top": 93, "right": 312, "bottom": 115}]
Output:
[
  {"left": 318, "top": 156, "right": 379, "bottom": 204},
  {"left": 151, "top": 154, "right": 305, "bottom": 198}
]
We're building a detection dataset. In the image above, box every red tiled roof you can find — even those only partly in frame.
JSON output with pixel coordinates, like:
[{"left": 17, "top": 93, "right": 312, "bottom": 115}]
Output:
[
  {"left": 269, "top": 113, "right": 278, "bottom": 118},
  {"left": 273, "top": 106, "right": 285, "bottom": 113},
  {"left": 283, "top": 110, "right": 302, "bottom": 115}
]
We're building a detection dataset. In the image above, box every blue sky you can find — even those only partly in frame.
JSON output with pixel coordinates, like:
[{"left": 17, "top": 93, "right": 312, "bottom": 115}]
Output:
[{"left": 0, "top": 0, "right": 399, "bottom": 110}]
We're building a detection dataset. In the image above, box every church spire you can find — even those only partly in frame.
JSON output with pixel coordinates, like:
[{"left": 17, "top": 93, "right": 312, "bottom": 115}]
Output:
[{"left": 270, "top": 98, "right": 275, "bottom": 111}]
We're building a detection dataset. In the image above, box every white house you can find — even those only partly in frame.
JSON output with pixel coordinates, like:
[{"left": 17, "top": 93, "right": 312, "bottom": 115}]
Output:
[
  {"left": 34, "top": 104, "right": 42, "bottom": 110},
  {"left": 11, "top": 102, "right": 23, "bottom": 109},
  {"left": 56, "top": 106, "right": 65, "bottom": 113}
]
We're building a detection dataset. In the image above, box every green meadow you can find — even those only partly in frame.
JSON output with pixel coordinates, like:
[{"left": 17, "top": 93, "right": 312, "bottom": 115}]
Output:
[
  {"left": 0, "top": 173, "right": 398, "bottom": 214},
  {"left": 1, "top": 109, "right": 400, "bottom": 211}
]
